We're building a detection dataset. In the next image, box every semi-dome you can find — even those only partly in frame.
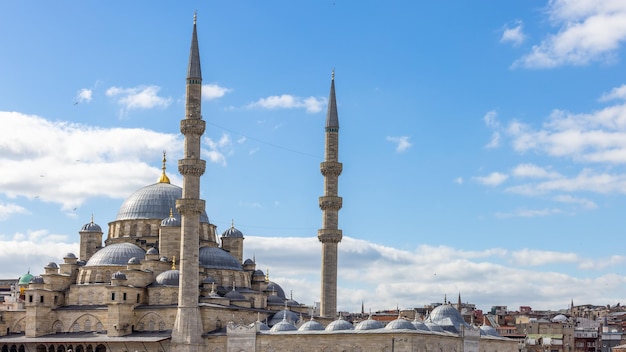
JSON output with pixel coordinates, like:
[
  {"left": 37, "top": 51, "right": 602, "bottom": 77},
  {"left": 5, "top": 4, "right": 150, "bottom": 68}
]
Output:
[
  {"left": 18, "top": 272, "right": 34, "bottom": 286},
  {"left": 86, "top": 243, "right": 146, "bottom": 267},
  {"left": 115, "top": 182, "right": 209, "bottom": 223},
  {"left": 199, "top": 247, "right": 242, "bottom": 270},
  {"left": 222, "top": 225, "right": 243, "bottom": 238},
  {"left": 267, "top": 281, "right": 286, "bottom": 299},
  {"left": 298, "top": 318, "right": 325, "bottom": 331},
  {"left": 355, "top": 318, "right": 384, "bottom": 331},
  {"left": 155, "top": 270, "right": 180, "bottom": 286},
  {"left": 426, "top": 304, "right": 469, "bottom": 333},
  {"left": 385, "top": 318, "right": 417, "bottom": 330},
  {"left": 81, "top": 220, "right": 102, "bottom": 232},
  {"left": 325, "top": 318, "right": 354, "bottom": 331}
]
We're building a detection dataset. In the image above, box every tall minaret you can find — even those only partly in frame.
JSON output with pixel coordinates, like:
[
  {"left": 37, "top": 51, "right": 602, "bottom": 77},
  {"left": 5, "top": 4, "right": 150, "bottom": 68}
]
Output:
[
  {"left": 318, "top": 71, "right": 343, "bottom": 318},
  {"left": 170, "top": 12, "right": 206, "bottom": 352}
]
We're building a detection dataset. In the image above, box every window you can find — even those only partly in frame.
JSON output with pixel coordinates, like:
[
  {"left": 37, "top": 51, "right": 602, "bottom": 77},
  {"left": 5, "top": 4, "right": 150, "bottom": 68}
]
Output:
[{"left": 111, "top": 293, "right": 115, "bottom": 301}]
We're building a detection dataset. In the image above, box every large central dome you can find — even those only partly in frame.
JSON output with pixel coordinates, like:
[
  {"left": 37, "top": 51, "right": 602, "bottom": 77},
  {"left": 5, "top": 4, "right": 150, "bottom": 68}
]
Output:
[{"left": 115, "top": 182, "right": 209, "bottom": 223}]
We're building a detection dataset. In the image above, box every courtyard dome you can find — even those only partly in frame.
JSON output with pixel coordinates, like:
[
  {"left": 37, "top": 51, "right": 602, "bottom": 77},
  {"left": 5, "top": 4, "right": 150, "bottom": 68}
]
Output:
[
  {"left": 355, "top": 318, "right": 384, "bottom": 331},
  {"left": 199, "top": 247, "right": 242, "bottom": 270},
  {"left": 115, "top": 182, "right": 209, "bottom": 223},
  {"left": 269, "top": 310, "right": 299, "bottom": 326},
  {"left": 86, "top": 243, "right": 145, "bottom": 267},
  {"left": 385, "top": 317, "right": 417, "bottom": 330},
  {"left": 426, "top": 304, "right": 469, "bottom": 333},
  {"left": 298, "top": 318, "right": 325, "bottom": 331},
  {"left": 325, "top": 318, "right": 354, "bottom": 331},
  {"left": 269, "top": 317, "right": 297, "bottom": 332},
  {"left": 155, "top": 270, "right": 180, "bottom": 286},
  {"left": 480, "top": 325, "right": 500, "bottom": 337}
]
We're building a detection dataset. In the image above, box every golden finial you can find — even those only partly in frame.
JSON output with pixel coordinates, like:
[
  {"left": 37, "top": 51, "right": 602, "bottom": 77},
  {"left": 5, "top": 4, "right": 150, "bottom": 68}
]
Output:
[
  {"left": 193, "top": 10, "right": 197, "bottom": 25},
  {"left": 169, "top": 208, "right": 174, "bottom": 218},
  {"left": 265, "top": 268, "right": 270, "bottom": 283},
  {"left": 172, "top": 255, "right": 176, "bottom": 270},
  {"left": 158, "top": 151, "right": 171, "bottom": 184}
]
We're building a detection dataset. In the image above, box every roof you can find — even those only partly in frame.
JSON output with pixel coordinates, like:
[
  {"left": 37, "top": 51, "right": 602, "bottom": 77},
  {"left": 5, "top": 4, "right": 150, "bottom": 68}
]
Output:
[
  {"left": 325, "top": 71, "right": 339, "bottom": 131},
  {"left": 0, "top": 331, "right": 171, "bottom": 343}
]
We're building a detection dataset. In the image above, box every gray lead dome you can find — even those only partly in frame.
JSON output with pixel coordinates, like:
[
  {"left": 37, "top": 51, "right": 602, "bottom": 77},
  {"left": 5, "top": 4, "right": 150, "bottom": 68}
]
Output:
[
  {"left": 86, "top": 243, "right": 146, "bottom": 266},
  {"left": 199, "top": 247, "right": 242, "bottom": 270},
  {"left": 115, "top": 182, "right": 209, "bottom": 223}
]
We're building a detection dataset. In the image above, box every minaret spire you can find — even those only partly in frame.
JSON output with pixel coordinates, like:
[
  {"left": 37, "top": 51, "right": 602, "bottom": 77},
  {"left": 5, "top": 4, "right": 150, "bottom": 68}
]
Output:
[
  {"left": 170, "top": 12, "right": 207, "bottom": 352},
  {"left": 318, "top": 70, "right": 343, "bottom": 318}
]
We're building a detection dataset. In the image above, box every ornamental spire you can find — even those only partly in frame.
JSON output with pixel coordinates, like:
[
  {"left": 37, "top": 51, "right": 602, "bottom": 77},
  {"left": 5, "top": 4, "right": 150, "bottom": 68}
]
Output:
[
  {"left": 187, "top": 12, "right": 202, "bottom": 79},
  {"left": 158, "top": 151, "right": 171, "bottom": 183},
  {"left": 325, "top": 69, "right": 339, "bottom": 130}
]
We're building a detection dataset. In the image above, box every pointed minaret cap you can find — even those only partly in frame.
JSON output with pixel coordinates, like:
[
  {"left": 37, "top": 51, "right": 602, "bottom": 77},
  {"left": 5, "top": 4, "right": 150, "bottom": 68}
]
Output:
[
  {"left": 187, "top": 11, "right": 202, "bottom": 79},
  {"left": 158, "top": 151, "right": 171, "bottom": 184},
  {"left": 325, "top": 69, "right": 339, "bottom": 131}
]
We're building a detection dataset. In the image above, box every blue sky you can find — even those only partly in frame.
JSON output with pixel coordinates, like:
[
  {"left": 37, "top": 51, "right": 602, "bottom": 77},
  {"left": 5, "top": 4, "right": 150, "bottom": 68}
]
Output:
[{"left": 2, "top": 1, "right": 626, "bottom": 313}]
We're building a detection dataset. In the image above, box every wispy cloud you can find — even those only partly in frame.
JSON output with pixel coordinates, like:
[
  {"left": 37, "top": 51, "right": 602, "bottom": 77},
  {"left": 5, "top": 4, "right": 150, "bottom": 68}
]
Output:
[
  {"left": 495, "top": 208, "right": 563, "bottom": 218},
  {"left": 386, "top": 136, "right": 412, "bottom": 152},
  {"left": 203, "top": 133, "right": 232, "bottom": 166},
  {"left": 514, "top": 1, "right": 626, "bottom": 68},
  {"left": 75, "top": 88, "right": 93, "bottom": 104},
  {"left": 202, "top": 83, "right": 232, "bottom": 100},
  {"left": 0, "top": 202, "right": 30, "bottom": 221},
  {"left": 106, "top": 85, "right": 172, "bottom": 116},
  {"left": 483, "top": 110, "right": 501, "bottom": 148},
  {"left": 500, "top": 20, "right": 526, "bottom": 47},
  {"left": 247, "top": 94, "right": 326, "bottom": 113},
  {"left": 511, "top": 163, "right": 561, "bottom": 179},
  {"left": 474, "top": 172, "right": 509, "bottom": 186}
]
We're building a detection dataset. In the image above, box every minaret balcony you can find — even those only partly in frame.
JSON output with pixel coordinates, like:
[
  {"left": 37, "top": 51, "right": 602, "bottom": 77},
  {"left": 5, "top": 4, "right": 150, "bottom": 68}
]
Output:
[
  {"left": 180, "top": 118, "right": 206, "bottom": 136},
  {"left": 319, "top": 196, "right": 342, "bottom": 211},
  {"left": 320, "top": 161, "right": 342, "bottom": 177},
  {"left": 317, "top": 229, "right": 342, "bottom": 243},
  {"left": 178, "top": 159, "right": 206, "bottom": 177}
]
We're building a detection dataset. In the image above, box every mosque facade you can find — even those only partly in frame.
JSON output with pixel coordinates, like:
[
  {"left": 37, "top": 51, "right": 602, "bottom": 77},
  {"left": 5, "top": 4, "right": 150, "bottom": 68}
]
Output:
[{"left": 0, "top": 15, "right": 518, "bottom": 352}]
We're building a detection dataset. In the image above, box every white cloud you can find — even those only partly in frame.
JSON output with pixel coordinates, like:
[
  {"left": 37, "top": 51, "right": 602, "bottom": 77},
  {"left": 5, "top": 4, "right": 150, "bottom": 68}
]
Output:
[
  {"left": 0, "top": 111, "right": 182, "bottom": 211},
  {"left": 202, "top": 83, "right": 232, "bottom": 100},
  {"left": 0, "top": 202, "right": 30, "bottom": 220},
  {"left": 106, "top": 85, "right": 172, "bottom": 116},
  {"left": 511, "top": 163, "right": 562, "bottom": 179},
  {"left": 485, "top": 131, "right": 501, "bottom": 149},
  {"left": 203, "top": 133, "right": 232, "bottom": 166},
  {"left": 599, "top": 84, "right": 626, "bottom": 102},
  {"left": 386, "top": 136, "right": 412, "bottom": 152},
  {"left": 247, "top": 94, "right": 326, "bottom": 113},
  {"left": 514, "top": 0, "right": 626, "bottom": 68},
  {"left": 506, "top": 168, "right": 626, "bottom": 196},
  {"left": 483, "top": 110, "right": 501, "bottom": 148},
  {"left": 495, "top": 208, "right": 563, "bottom": 218},
  {"left": 76, "top": 88, "right": 92, "bottom": 104},
  {"left": 500, "top": 21, "right": 526, "bottom": 47},
  {"left": 242, "top": 236, "right": 626, "bottom": 312},
  {"left": 474, "top": 172, "right": 509, "bottom": 186},
  {"left": 552, "top": 194, "right": 597, "bottom": 209},
  {"left": 454, "top": 177, "right": 464, "bottom": 184}
]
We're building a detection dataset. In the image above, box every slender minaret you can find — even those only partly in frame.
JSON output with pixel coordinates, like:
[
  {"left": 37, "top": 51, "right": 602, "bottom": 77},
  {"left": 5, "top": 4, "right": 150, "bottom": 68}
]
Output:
[
  {"left": 318, "top": 71, "right": 343, "bottom": 318},
  {"left": 170, "top": 12, "right": 206, "bottom": 352}
]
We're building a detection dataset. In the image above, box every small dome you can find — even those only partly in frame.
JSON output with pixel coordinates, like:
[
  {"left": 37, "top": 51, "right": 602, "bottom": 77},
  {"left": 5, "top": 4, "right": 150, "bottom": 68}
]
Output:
[
  {"left": 355, "top": 318, "right": 384, "bottom": 331},
  {"left": 325, "top": 318, "right": 354, "bottom": 331},
  {"left": 480, "top": 325, "right": 500, "bottom": 337},
  {"left": 225, "top": 288, "right": 246, "bottom": 301},
  {"left": 86, "top": 243, "right": 146, "bottom": 267},
  {"left": 112, "top": 271, "right": 127, "bottom": 280},
  {"left": 298, "top": 318, "right": 325, "bottom": 331},
  {"left": 155, "top": 270, "right": 180, "bottom": 286},
  {"left": 29, "top": 276, "right": 44, "bottom": 284},
  {"left": 269, "top": 319, "right": 297, "bottom": 332},
  {"left": 253, "top": 270, "right": 265, "bottom": 278},
  {"left": 64, "top": 253, "right": 77, "bottom": 259},
  {"left": 426, "top": 304, "right": 469, "bottom": 333},
  {"left": 45, "top": 262, "right": 58, "bottom": 269},
  {"left": 222, "top": 225, "right": 244, "bottom": 238},
  {"left": 77, "top": 260, "right": 86, "bottom": 266},
  {"left": 199, "top": 247, "right": 242, "bottom": 270},
  {"left": 552, "top": 314, "right": 568, "bottom": 323},
  {"left": 255, "top": 321, "right": 270, "bottom": 331},
  {"left": 266, "top": 281, "right": 286, "bottom": 299},
  {"left": 385, "top": 318, "right": 417, "bottom": 330},
  {"left": 269, "top": 310, "right": 299, "bottom": 326},
  {"left": 203, "top": 276, "right": 216, "bottom": 284},
  {"left": 146, "top": 247, "right": 158, "bottom": 255},
  {"left": 18, "top": 272, "right": 34, "bottom": 285},
  {"left": 159, "top": 256, "right": 169, "bottom": 262},
  {"left": 127, "top": 257, "right": 141, "bottom": 265},
  {"left": 161, "top": 214, "right": 181, "bottom": 227},
  {"left": 243, "top": 258, "right": 255, "bottom": 265},
  {"left": 81, "top": 220, "right": 102, "bottom": 232}
]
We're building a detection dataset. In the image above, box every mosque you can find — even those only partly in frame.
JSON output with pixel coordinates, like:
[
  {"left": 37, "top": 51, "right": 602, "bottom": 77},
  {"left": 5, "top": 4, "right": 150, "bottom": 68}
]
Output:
[{"left": 0, "top": 15, "right": 518, "bottom": 352}]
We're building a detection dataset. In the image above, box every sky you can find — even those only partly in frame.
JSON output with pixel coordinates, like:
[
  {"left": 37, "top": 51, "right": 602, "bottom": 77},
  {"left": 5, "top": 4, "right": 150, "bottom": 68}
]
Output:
[{"left": 2, "top": 0, "right": 626, "bottom": 314}]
